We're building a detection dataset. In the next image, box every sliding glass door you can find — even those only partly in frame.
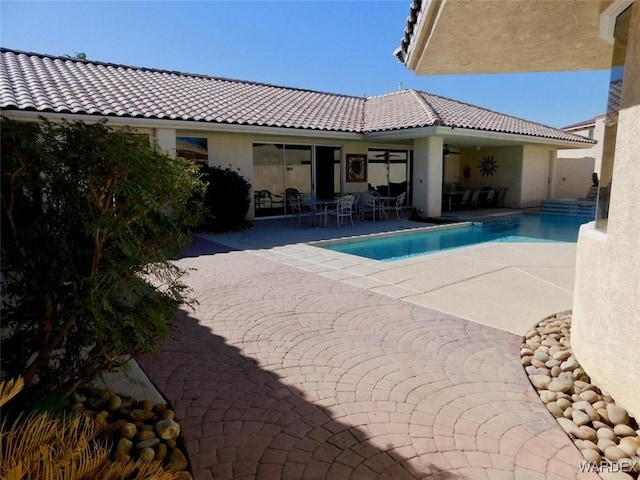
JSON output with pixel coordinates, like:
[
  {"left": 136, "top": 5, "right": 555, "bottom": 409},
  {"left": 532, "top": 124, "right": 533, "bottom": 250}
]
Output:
[
  {"left": 253, "top": 143, "right": 341, "bottom": 217},
  {"left": 253, "top": 143, "right": 286, "bottom": 216},
  {"left": 283, "top": 145, "right": 312, "bottom": 194}
]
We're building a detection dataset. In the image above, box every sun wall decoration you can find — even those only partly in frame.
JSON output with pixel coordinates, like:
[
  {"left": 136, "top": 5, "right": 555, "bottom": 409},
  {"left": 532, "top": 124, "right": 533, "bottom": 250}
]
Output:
[
  {"left": 346, "top": 154, "right": 367, "bottom": 182},
  {"left": 479, "top": 155, "right": 498, "bottom": 176}
]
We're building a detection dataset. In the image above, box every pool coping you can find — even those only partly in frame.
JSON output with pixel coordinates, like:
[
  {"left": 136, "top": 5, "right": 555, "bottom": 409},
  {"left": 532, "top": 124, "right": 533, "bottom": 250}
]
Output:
[{"left": 308, "top": 221, "right": 473, "bottom": 247}]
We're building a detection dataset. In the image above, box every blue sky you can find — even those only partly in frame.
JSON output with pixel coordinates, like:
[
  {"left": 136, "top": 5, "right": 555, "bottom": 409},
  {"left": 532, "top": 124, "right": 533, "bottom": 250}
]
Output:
[{"left": 1, "top": 0, "right": 610, "bottom": 128}]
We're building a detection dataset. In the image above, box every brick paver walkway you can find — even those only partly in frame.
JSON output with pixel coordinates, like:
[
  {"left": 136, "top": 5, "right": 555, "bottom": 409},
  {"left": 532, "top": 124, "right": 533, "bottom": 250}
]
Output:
[{"left": 139, "top": 238, "right": 598, "bottom": 479}]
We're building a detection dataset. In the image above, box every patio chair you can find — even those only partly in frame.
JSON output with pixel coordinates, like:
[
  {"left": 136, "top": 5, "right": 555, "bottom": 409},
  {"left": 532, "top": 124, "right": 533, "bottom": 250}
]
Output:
[
  {"left": 469, "top": 189, "right": 481, "bottom": 210},
  {"left": 285, "top": 188, "right": 301, "bottom": 212},
  {"left": 496, "top": 187, "right": 508, "bottom": 208},
  {"left": 349, "top": 193, "right": 361, "bottom": 222},
  {"left": 293, "top": 193, "right": 325, "bottom": 226},
  {"left": 254, "top": 189, "right": 284, "bottom": 210},
  {"left": 287, "top": 192, "right": 306, "bottom": 226},
  {"left": 360, "top": 194, "right": 379, "bottom": 222},
  {"left": 327, "top": 194, "right": 355, "bottom": 228},
  {"left": 484, "top": 187, "right": 496, "bottom": 207},
  {"left": 450, "top": 189, "right": 471, "bottom": 210},
  {"left": 390, "top": 192, "right": 406, "bottom": 219}
]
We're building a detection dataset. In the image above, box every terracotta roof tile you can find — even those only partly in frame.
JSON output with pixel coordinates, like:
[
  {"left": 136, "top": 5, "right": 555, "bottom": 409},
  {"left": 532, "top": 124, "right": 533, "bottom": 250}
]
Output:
[
  {"left": 0, "top": 48, "right": 592, "bottom": 144},
  {"left": 0, "top": 49, "right": 364, "bottom": 132},
  {"left": 417, "top": 91, "right": 590, "bottom": 142}
]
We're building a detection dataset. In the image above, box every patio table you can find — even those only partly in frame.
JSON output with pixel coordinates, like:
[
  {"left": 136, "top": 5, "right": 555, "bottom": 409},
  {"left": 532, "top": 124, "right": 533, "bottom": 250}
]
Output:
[
  {"left": 301, "top": 198, "right": 338, "bottom": 227},
  {"left": 374, "top": 196, "right": 397, "bottom": 219},
  {"left": 443, "top": 191, "right": 465, "bottom": 212}
]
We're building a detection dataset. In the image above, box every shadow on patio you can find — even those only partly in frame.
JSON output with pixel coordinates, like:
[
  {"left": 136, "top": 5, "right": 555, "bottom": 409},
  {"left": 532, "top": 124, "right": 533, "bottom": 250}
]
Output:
[{"left": 138, "top": 309, "right": 465, "bottom": 479}]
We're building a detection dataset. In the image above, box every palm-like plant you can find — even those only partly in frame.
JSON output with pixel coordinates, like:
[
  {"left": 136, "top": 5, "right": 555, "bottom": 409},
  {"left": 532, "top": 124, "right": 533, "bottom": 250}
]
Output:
[{"left": 0, "top": 378, "right": 180, "bottom": 480}]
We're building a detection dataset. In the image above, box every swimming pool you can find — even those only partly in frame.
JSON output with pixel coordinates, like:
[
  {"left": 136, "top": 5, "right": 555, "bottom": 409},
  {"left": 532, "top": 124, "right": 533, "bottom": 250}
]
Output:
[{"left": 322, "top": 214, "right": 589, "bottom": 262}]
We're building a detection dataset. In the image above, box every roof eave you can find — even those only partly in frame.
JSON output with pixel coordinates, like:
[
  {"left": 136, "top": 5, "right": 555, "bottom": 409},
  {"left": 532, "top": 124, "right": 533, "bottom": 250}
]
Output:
[
  {"left": 404, "top": 0, "right": 443, "bottom": 72},
  {"left": 438, "top": 126, "right": 596, "bottom": 148},
  {"left": 364, "top": 125, "right": 440, "bottom": 140},
  {"left": 364, "top": 124, "right": 595, "bottom": 147}
]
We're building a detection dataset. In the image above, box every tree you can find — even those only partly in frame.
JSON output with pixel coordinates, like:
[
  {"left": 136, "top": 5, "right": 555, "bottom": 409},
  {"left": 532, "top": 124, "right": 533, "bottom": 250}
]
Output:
[
  {"left": 64, "top": 52, "right": 87, "bottom": 60},
  {"left": 1, "top": 118, "right": 205, "bottom": 400}
]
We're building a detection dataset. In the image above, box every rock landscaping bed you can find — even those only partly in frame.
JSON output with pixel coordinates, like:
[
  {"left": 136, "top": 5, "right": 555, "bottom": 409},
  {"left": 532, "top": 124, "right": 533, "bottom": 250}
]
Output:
[
  {"left": 69, "top": 389, "right": 192, "bottom": 479},
  {"left": 522, "top": 311, "right": 640, "bottom": 479}
]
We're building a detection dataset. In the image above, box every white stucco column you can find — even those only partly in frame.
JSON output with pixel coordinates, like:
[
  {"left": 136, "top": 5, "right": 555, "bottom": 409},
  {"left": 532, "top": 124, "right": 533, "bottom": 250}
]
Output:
[
  {"left": 154, "top": 128, "right": 177, "bottom": 157},
  {"left": 412, "top": 137, "right": 444, "bottom": 217}
]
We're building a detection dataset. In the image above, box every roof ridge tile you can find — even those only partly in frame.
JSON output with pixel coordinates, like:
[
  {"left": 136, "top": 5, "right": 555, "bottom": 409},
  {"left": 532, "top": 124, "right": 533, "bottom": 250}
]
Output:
[{"left": 408, "top": 88, "right": 441, "bottom": 126}]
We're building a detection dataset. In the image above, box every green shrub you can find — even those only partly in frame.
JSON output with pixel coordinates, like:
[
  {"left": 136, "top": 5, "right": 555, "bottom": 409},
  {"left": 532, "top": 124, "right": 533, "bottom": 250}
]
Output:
[
  {"left": 197, "top": 165, "right": 251, "bottom": 232},
  {"left": 1, "top": 118, "right": 205, "bottom": 399}
]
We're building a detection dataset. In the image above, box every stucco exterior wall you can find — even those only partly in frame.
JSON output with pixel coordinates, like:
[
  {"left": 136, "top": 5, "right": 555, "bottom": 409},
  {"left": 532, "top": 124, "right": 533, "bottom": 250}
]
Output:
[
  {"left": 412, "top": 137, "right": 443, "bottom": 217},
  {"left": 560, "top": 115, "right": 605, "bottom": 173},
  {"left": 458, "top": 145, "right": 524, "bottom": 207},
  {"left": 208, "top": 133, "right": 253, "bottom": 178},
  {"left": 572, "top": 3, "right": 640, "bottom": 419},
  {"left": 520, "top": 146, "right": 552, "bottom": 207},
  {"left": 573, "top": 106, "right": 640, "bottom": 419},
  {"left": 154, "top": 128, "right": 177, "bottom": 157},
  {"left": 443, "top": 154, "right": 461, "bottom": 187},
  {"left": 551, "top": 157, "right": 595, "bottom": 199}
]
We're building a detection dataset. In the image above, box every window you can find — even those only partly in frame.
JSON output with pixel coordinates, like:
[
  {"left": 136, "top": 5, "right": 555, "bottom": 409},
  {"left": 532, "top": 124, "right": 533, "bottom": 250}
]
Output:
[
  {"left": 367, "top": 148, "right": 410, "bottom": 201},
  {"left": 176, "top": 137, "right": 208, "bottom": 167}
]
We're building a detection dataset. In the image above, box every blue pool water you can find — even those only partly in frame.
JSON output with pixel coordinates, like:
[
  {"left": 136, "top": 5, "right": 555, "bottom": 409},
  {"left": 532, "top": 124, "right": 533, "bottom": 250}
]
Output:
[{"left": 324, "top": 214, "right": 589, "bottom": 262}]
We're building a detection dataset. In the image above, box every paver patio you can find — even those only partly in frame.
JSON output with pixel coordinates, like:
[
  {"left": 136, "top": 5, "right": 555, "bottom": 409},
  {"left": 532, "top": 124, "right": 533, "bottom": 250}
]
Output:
[{"left": 138, "top": 235, "right": 598, "bottom": 479}]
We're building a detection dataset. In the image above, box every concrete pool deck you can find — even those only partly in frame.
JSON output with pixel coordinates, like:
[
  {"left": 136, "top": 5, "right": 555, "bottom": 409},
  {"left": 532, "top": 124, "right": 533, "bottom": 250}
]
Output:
[{"left": 196, "top": 216, "right": 578, "bottom": 336}]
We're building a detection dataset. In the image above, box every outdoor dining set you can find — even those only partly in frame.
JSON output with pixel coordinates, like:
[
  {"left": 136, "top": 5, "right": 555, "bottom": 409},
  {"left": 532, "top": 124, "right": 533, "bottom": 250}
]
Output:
[{"left": 286, "top": 190, "right": 407, "bottom": 228}]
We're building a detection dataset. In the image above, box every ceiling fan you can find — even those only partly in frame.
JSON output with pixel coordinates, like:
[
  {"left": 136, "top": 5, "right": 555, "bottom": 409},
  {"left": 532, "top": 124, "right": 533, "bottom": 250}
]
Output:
[
  {"left": 443, "top": 144, "right": 460, "bottom": 157},
  {"left": 373, "top": 151, "right": 404, "bottom": 161}
]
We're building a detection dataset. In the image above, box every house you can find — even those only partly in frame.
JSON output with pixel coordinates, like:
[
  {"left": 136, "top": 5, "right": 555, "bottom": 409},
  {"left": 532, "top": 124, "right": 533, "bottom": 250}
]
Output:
[
  {"left": 395, "top": 0, "right": 639, "bottom": 418},
  {"left": 553, "top": 115, "right": 606, "bottom": 200},
  {"left": 0, "top": 47, "right": 593, "bottom": 221}
]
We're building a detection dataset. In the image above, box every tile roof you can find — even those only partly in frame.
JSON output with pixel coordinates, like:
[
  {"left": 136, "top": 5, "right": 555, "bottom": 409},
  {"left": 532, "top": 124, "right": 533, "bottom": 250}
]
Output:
[
  {"left": 365, "top": 89, "right": 593, "bottom": 143},
  {"left": 0, "top": 48, "right": 592, "bottom": 144},
  {"left": 0, "top": 49, "right": 364, "bottom": 133},
  {"left": 562, "top": 117, "right": 599, "bottom": 131}
]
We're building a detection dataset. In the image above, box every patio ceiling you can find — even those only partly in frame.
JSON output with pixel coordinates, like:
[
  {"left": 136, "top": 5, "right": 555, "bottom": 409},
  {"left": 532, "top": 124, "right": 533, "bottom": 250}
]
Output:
[{"left": 402, "top": 0, "right": 615, "bottom": 75}]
